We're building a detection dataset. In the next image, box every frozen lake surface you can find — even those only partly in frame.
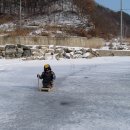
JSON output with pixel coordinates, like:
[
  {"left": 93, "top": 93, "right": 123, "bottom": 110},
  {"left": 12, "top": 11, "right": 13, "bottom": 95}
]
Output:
[{"left": 0, "top": 57, "right": 130, "bottom": 130}]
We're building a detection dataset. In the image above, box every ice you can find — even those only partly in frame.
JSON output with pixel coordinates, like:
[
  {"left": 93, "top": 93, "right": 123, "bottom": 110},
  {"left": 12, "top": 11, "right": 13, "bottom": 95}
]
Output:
[{"left": 0, "top": 57, "right": 130, "bottom": 130}]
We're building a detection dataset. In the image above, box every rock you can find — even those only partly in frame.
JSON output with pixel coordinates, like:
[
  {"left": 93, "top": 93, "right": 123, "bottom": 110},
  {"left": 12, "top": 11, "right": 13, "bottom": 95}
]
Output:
[
  {"left": 5, "top": 45, "right": 17, "bottom": 55},
  {"left": 55, "top": 48, "right": 64, "bottom": 58},
  {"left": 45, "top": 53, "right": 53, "bottom": 60},
  {"left": 82, "top": 53, "right": 90, "bottom": 58},
  {"left": 17, "top": 44, "right": 22, "bottom": 48},
  {"left": 81, "top": 48, "right": 87, "bottom": 54},
  {"left": 31, "top": 48, "right": 39, "bottom": 53},
  {"left": 5, "top": 48, "right": 17, "bottom": 55},
  {"left": 40, "top": 48, "right": 48, "bottom": 53},
  {"left": 87, "top": 48, "right": 99, "bottom": 57},
  {"left": 73, "top": 54, "right": 82, "bottom": 58},
  {"left": 63, "top": 53, "right": 71, "bottom": 59},
  {"left": 5, "top": 44, "right": 16, "bottom": 49},
  {"left": 48, "top": 49, "right": 55, "bottom": 53},
  {"left": 5, "top": 54, "right": 16, "bottom": 59},
  {"left": 17, "top": 44, "right": 30, "bottom": 50},
  {"left": 55, "top": 48, "right": 64, "bottom": 54},
  {"left": 55, "top": 53, "right": 60, "bottom": 60},
  {"left": 17, "top": 48, "right": 24, "bottom": 54},
  {"left": 22, "top": 49, "right": 32, "bottom": 57},
  {"left": 70, "top": 52, "right": 74, "bottom": 59},
  {"left": 34, "top": 45, "right": 42, "bottom": 49},
  {"left": 63, "top": 48, "right": 73, "bottom": 53},
  {"left": 0, "top": 46, "right": 5, "bottom": 51},
  {"left": 0, "top": 52, "right": 3, "bottom": 56},
  {"left": 74, "top": 50, "right": 83, "bottom": 55},
  {"left": 32, "top": 51, "right": 43, "bottom": 57},
  {"left": 87, "top": 53, "right": 95, "bottom": 58},
  {"left": 15, "top": 53, "right": 23, "bottom": 58},
  {"left": 38, "top": 56, "right": 45, "bottom": 60},
  {"left": 49, "top": 45, "right": 56, "bottom": 49},
  {"left": 0, "top": 44, "right": 101, "bottom": 59},
  {"left": 41, "top": 45, "right": 49, "bottom": 49},
  {"left": 2, "top": 51, "right": 5, "bottom": 57}
]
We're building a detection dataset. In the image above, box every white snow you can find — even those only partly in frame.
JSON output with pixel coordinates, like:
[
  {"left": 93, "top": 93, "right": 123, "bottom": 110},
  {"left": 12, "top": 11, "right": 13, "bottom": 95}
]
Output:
[{"left": 0, "top": 22, "right": 16, "bottom": 31}]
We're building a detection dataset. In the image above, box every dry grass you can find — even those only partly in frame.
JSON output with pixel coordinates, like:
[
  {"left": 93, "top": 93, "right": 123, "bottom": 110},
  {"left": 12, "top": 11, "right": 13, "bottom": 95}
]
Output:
[
  {"left": 45, "top": 24, "right": 63, "bottom": 31},
  {"left": 87, "top": 42, "right": 103, "bottom": 49},
  {"left": 125, "top": 38, "right": 130, "bottom": 45},
  {"left": 8, "top": 28, "right": 32, "bottom": 36},
  {"left": 41, "top": 32, "right": 50, "bottom": 36},
  {"left": 83, "top": 37, "right": 105, "bottom": 49},
  {"left": 0, "top": 15, "right": 13, "bottom": 24},
  {"left": 0, "top": 30, "right": 6, "bottom": 34},
  {"left": 65, "top": 27, "right": 88, "bottom": 37}
]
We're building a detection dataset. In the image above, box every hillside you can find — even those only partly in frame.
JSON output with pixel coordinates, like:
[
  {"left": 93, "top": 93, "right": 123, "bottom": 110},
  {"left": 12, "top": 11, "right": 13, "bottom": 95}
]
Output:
[
  {"left": 92, "top": 3, "right": 130, "bottom": 38},
  {"left": 0, "top": 0, "right": 130, "bottom": 39}
]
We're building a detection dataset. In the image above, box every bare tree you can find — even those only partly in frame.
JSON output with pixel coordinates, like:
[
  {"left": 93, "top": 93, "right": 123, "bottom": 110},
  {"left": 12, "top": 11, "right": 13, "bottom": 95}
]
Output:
[{"left": 0, "top": 0, "right": 95, "bottom": 16}]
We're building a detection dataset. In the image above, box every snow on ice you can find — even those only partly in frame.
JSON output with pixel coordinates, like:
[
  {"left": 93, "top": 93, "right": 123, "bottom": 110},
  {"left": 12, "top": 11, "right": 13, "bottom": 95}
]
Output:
[{"left": 0, "top": 57, "right": 130, "bottom": 130}]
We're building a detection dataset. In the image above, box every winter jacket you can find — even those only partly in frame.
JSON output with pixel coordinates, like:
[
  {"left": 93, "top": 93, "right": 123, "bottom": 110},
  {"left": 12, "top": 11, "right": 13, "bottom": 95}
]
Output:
[{"left": 39, "top": 71, "right": 56, "bottom": 83}]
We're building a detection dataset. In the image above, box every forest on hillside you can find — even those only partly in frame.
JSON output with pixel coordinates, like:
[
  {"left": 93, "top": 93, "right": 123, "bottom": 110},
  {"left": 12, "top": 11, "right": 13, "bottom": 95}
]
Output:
[
  {"left": 0, "top": 0, "right": 94, "bottom": 15},
  {"left": 0, "top": 0, "right": 130, "bottom": 38}
]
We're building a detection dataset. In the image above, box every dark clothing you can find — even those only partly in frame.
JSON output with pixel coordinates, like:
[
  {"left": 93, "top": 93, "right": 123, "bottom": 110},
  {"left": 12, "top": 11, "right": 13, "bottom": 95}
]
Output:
[{"left": 39, "top": 71, "right": 56, "bottom": 87}]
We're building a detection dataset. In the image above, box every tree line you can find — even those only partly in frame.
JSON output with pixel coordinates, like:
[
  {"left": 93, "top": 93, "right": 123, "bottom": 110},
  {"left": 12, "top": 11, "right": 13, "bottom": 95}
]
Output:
[{"left": 0, "top": 0, "right": 95, "bottom": 16}]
